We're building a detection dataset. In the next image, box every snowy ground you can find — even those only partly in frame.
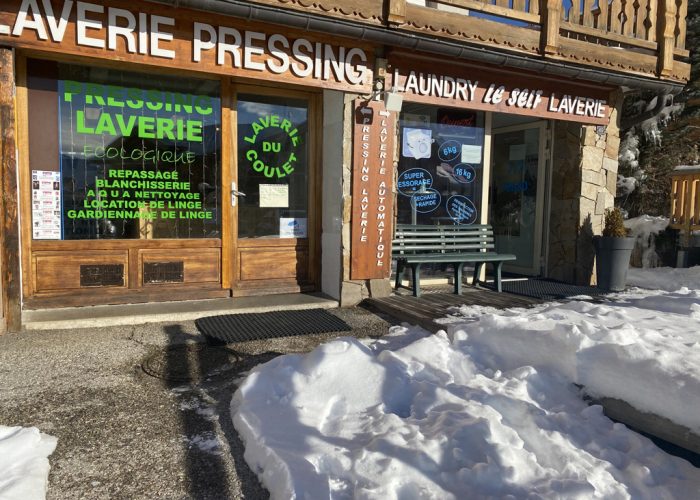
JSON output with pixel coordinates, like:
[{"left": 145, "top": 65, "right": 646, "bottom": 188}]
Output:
[
  {"left": 232, "top": 270, "right": 700, "bottom": 499},
  {"left": 628, "top": 266, "right": 700, "bottom": 291},
  {"left": 0, "top": 426, "right": 56, "bottom": 500}
]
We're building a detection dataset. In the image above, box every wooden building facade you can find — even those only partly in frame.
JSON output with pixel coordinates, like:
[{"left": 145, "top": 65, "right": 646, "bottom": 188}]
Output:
[{"left": 0, "top": 0, "right": 690, "bottom": 331}]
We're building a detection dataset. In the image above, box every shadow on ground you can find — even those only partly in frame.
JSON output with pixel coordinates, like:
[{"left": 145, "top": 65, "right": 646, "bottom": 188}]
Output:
[{"left": 136, "top": 305, "right": 396, "bottom": 498}]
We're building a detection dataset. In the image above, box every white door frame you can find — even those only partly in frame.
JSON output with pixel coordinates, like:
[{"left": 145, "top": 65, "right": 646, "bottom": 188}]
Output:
[{"left": 490, "top": 121, "right": 548, "bottom": 276}]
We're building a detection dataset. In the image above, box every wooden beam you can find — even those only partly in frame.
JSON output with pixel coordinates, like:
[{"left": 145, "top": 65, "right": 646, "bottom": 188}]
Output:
[
  {"left": 657, "top": 0, "right": 677, "bottom": 77},
  {"left": 0, "top": 47, "right": 21, "bottom": 333},
  {"left": 540, "top": 0, "right": 561, "bottom": 54},
  {"left": 387, "top": 0, "right": 406, "bottom": 26}
]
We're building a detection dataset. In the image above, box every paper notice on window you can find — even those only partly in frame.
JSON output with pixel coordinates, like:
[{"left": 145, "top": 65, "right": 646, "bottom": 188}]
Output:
[
  {"left": 402, "top": 128, "right": 432, "bottom": 159},
  {"left": 509, "top": 144, "right": 527, "bottom": 161},
  {"left": 259, "top": 184, "right": 289, "bottom": 208},
  {"left": 280, "top": 218, "right": 307, "bottom": 238},
  {"left": 31, "top": 170, "right": 61, "bottom": 240},
  {"left": 461, "top": 144, "right": 482, "bottom": 164}
]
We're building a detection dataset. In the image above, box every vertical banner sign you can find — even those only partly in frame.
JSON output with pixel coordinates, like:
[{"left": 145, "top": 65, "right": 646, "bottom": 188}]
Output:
[{"left": 351, "top": 100, "right": 396, "bottom": 279}]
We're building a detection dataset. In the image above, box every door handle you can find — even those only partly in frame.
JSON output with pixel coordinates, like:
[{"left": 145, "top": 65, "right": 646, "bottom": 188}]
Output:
[{"left": 231, "top": 182, "right": 246, "bottom": 206}]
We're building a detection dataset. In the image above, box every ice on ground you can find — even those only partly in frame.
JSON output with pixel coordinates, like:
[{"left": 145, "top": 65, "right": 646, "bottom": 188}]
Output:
[
  {"left": 0, "top": 426, "right": 57, "bottom": 500},
  {"left": 231, "top": 290, "right": 700, "bottom": 499}
]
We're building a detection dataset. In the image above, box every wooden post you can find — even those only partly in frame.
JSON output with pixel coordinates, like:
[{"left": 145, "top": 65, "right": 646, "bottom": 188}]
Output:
[
  {"left": 540, "top": 0, "right": 561, "bottom": 54},
  {"left": 0, "top": 47, "right": 21, "bottom": 333},
  {"left": 387, "top": 0, "right": 406, "bottom": 26},
  {"left": 657, "top": 0, "right": 677, "bottom": 77}
]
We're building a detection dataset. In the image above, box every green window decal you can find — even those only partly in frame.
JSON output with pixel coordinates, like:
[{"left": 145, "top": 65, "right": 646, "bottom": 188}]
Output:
[{"left": 242, "top": 114, "right": 302, "bottom": 180}]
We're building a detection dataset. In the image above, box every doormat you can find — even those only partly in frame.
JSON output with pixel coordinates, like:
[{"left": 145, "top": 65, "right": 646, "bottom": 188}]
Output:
[
  {"left": 195, "top": 308, "right": 352, "bottom": 343},
  {"left": 484, "top": 278, "right": 607, "bottom": 301}
]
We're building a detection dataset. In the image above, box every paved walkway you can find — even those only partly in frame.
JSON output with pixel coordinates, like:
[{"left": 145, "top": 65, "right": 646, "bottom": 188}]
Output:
[{"left": 0, "top": 307, "right": 394, "bottom": 499}]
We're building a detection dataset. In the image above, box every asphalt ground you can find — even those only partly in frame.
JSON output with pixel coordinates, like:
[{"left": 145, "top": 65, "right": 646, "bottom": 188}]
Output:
[{"left": 0, "top": 305, "right": 397, "bottom": 499}]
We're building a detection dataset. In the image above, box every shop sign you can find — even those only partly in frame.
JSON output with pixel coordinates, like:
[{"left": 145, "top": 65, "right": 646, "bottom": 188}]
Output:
[
  {"left": 0, "top": 0, "right": 372, "bottom": 92},
  {"left": 351, "top": 100, "right": 395, "bottom": 280},
  {"left": 388, "top": 54, "right": 613, "bottom": 125}
]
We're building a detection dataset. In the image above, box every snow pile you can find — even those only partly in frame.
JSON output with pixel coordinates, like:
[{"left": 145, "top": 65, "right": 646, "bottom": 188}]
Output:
[
  {"left": 449, "top": 290, "right": 700, "bottom": 436},
  {"left": 232, "top": 301, "right": 700, "bottom": 499},
  {"left": 628, "top": 266, "right": 700, "bottom": 290},
  {"left": 624, "top": 215, "right": 669, "bottom": 268},
  {"left": 0, "top": 426, "right": 57, "bottom": 500}
]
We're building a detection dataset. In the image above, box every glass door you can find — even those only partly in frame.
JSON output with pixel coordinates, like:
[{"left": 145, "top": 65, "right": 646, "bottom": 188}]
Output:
[
  {"left": 230, "top": 87, "right": 318, "bottom": 294},
  {"left": 489, "top": 122, "right": 546, "bottom": 275}
]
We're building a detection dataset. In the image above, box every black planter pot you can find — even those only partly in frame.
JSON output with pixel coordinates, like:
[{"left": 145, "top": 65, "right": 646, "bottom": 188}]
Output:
[{"left": 594, "top": 236, "right": 636, "bottom": 291}]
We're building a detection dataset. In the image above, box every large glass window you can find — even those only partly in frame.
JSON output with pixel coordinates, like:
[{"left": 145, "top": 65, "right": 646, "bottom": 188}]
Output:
[
  {"left": 489, "top": 125, "right": 544, "bottom": 273},
  {"left": 236, "top": 94, "right": 309, "bottom": 239},
  {"left": 397, "top": 104, "right": 485, "bottom": 226},
  {"left": 28, "top": 60, "right": 221, "bottom": 240}
]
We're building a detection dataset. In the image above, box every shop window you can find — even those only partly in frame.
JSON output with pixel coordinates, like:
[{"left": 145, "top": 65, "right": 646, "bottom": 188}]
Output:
[
  {"left": 397, "top": 104, "right": 485, "bottom": 226},
  {"left": 27, "top": 60, "right": 222, "bottom": 240},
  {"left": 236, "top": 94, "right": 309, "bottom": 239}
]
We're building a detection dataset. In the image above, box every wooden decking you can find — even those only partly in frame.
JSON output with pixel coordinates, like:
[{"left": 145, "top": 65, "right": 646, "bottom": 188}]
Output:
[{"left": 368, "top": 285, "right": 542, "bottom": 333}]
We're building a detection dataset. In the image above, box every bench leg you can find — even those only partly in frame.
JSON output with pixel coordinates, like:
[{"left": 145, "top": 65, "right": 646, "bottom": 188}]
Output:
[
  {"left": 411, "top": 263, "right": 422, "bottom": 298},
  {"left": 395, "top": 259, "right": 404, "bottom": 290},
  {"left": 454, "top": 263, "right": 464, "bottom": 295},
  {"left": 494, "top": 261, "right": 503, "bottom": 293},
  {"left": 472, "top": 263, "right": 483, "bottom": 287}
]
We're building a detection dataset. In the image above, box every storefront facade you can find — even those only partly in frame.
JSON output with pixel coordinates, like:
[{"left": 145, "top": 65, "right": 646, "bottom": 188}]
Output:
[{"left": 0, "top": 0, "right": 689, "bottom": 331}]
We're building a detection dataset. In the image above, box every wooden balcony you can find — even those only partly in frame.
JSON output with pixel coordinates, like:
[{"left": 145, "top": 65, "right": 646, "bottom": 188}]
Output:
[{"left": 250, "top": 0, "right": 690, "bottom": 83}]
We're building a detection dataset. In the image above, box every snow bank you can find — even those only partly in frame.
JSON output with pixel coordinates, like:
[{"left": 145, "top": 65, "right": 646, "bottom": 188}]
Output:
[
  {"left": 232, "top": 320, "right": 700, "bottom": 499},
  {"left": 628, "top": 266, "right": 700, "bottom": 291},
  {"left": 0, "top": 426, "right": 57, "bottom": 500},
  {"left": 624, "top": 215, "right": 669, "bottom": 268},
  {"left": 449, "top": 290, "right": 700, "bottom": 435}
]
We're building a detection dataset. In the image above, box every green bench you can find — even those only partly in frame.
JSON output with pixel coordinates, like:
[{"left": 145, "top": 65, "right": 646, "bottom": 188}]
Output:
[{"left": 392, "top": 224, "right": 516, "bottom": 297}]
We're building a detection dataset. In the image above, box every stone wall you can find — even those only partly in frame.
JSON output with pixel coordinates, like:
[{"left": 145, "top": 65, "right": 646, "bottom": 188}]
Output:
[{"left": 547, "top": 90, "right": 623, "bottom": 284}]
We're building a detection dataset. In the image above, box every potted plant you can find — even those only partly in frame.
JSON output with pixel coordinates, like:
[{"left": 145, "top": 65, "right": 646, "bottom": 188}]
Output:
[{"left": 594, "top": 208, "right": 636, "bottom": 291}]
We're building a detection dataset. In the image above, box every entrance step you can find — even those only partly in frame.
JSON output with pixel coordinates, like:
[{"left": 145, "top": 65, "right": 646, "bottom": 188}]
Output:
[{"left": 22, "top": 293, "right": 338, "bottom": 331}]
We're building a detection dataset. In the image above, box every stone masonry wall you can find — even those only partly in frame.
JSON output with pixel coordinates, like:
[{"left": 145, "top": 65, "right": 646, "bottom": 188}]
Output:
[{"left": 547, "top": 90, "right": 623, "bottom": 284}]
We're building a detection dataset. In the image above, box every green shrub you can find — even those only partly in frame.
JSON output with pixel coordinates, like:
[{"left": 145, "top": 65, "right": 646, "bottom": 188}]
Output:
[{"left": 603, "top": 208, "right": 629, "bottom": 237}]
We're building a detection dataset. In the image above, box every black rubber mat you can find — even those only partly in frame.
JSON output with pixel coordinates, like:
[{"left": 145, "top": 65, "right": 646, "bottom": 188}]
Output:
[
  {"left": 195, "top": 308, "right": 352, "bottom": 343},
  {"left": 483, "top": 278, "right": 607, "bottom": 301}
]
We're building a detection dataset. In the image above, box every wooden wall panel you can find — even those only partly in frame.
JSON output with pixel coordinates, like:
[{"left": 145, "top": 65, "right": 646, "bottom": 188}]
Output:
[
  {"left": 238, "top": 247, "right": 308, "bottom": 281},
  {"left": 138, "top": 248, "right": 220, "bottom": 285},
  {"left": 34, "top": 251, "right": 128, "bottom": 291}
]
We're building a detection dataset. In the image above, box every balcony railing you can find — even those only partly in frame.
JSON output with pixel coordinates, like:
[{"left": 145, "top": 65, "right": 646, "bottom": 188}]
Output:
[
  {"left": 249, "top": 0, "right": 689, "bottom": 83},
  {"left": 387, "top": 0, "right": 689, "bottom": 81}
]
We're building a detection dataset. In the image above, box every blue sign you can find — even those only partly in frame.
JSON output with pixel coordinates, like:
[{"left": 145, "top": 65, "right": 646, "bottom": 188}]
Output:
[
  {"left": 397, "top": 168, "right": 433, "bottom": 197},
  {"left": 502, "top": 181, "right": 528, "bottom": 193},
  {"left": 410, "top": 188, "right": 441, "bottom": 213},
  {"left": 446, "top": 195, "right": 477, "bottom": 225},
  {"left": 453, "top": 164, "right": 476, "bottom": 184},
  {"left": 438, "top": 140, "right": 461, "bottom": 162}
]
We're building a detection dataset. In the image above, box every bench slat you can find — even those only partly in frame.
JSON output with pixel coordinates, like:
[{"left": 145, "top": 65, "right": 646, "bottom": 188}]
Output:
[
  {"left": 396, "top": 229, "right": 490, "bottom": 236},
  {"left": 398, "top": 253, "right": 516, "bottom": 263},
  {"left": 394, "top": 244, "right": 495, "bottom": 252},
  {"left": 396, "top": 224, "right": 492, "bottom": 229},
  {"left": 394, "top": 236, "right": 494, "bottom": 244}
]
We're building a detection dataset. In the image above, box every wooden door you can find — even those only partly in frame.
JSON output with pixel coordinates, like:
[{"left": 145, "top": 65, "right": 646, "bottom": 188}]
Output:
[{"left": 229, "top": 85, "right": 320, "bottom": 296}]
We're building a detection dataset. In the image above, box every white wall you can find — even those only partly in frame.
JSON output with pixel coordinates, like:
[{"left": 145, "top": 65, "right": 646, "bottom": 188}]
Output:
[{"left": 321, "top": 90, "right": 344, "bottom": 299}]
